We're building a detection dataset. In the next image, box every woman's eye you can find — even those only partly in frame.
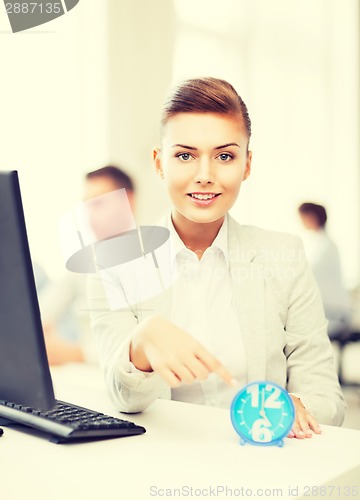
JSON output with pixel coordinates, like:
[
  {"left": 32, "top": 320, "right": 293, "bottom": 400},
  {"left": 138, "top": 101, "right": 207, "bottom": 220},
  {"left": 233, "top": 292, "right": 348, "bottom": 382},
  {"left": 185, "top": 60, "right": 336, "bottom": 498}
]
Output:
[
  {"left": 218, "top": 153, "right": 233, "bottom": 162},
  {"left": 177, "top": 153, "right": 192, "bottom": 161}
]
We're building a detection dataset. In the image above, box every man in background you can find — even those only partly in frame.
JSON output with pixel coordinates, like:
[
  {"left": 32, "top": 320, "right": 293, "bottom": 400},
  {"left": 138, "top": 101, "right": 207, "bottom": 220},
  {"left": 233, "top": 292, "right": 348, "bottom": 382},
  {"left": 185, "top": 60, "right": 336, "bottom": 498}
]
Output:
[
  {"left": 298, "top": 202, "right": 351, "bottom": 338},
  {"left": 39, "top": 165, "right": 136, "bottom": 365}
]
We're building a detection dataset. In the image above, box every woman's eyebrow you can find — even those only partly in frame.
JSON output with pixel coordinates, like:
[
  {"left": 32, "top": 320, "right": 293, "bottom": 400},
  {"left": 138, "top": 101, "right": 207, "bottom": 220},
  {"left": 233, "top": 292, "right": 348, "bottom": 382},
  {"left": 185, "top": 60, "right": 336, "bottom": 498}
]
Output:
[
  {"left": 171, "top": 143, "right": 240, "bottom": 150},
  {"left": 214, "top": 143, "right": 240, "bottom": 150},
  {"left": 171, "top": 144, "right": 197, "bottom": 150}
]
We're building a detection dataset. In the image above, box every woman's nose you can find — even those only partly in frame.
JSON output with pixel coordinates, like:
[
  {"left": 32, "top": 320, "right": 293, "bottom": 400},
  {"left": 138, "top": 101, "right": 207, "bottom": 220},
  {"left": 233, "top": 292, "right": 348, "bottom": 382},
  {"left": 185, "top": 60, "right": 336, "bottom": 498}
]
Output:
[{"left": 194, "top": 158, "right": 214, "bottom": 184}]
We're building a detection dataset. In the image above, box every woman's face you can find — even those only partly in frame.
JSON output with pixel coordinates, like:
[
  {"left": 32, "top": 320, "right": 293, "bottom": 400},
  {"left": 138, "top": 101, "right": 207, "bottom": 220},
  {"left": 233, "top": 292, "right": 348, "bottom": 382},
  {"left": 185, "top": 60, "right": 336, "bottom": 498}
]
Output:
[{"left": 154, "top": 112, "right": 252, "bottom": 225}]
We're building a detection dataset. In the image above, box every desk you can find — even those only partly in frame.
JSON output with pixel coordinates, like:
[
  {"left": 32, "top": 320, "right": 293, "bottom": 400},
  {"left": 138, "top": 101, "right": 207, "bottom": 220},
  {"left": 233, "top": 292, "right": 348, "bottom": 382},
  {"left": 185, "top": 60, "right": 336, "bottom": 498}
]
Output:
[{"left": 0, "top": 364, "right": 359, "bottom": 500}]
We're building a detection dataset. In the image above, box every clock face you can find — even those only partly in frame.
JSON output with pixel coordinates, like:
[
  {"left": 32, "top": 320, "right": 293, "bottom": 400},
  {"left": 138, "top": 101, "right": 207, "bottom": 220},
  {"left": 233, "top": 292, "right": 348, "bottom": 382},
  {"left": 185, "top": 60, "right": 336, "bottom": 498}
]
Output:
[{"left": 230, "top": 381, "right": 295, "bottom": 446}]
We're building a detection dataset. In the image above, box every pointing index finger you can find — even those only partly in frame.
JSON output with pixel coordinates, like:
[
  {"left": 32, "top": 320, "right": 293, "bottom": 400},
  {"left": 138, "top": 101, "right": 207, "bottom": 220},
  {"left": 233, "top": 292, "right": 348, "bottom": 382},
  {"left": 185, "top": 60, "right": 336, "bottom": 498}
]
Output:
[
  {"left": 214, "top": 364, "right": 239, "bottom": 387},
  {"left": 195, "top": 345, "right": 239, "bottom": 387}
]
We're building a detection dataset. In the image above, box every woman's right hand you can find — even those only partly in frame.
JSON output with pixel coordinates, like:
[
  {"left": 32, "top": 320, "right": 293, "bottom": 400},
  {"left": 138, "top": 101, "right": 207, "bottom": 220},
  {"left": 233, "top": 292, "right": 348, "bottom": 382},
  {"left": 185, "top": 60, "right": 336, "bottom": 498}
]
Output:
[{"left": 129, "top": 315, "right": 237, "bottom": 388}]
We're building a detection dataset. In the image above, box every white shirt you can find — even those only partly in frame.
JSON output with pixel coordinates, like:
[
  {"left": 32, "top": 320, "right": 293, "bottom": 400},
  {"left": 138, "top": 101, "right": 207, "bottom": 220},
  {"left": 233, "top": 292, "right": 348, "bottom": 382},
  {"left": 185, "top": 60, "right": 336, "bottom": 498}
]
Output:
[{"left": 168, "top": 214, "right": 247, "bottom": 408}]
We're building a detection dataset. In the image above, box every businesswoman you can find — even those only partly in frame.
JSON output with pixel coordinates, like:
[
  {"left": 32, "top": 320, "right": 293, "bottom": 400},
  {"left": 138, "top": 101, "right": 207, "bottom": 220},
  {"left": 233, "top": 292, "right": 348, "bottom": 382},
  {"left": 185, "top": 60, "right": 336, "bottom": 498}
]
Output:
[{"left": 89, "top": 77, "right": 345, "bottom": 439}]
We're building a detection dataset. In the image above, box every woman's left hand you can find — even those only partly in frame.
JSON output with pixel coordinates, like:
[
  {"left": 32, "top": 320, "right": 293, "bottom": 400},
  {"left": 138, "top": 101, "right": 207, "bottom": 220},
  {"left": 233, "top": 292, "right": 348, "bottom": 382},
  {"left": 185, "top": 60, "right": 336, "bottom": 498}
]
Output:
[{"left": 287, "top": 395, "right": 322, "bottom": 439}]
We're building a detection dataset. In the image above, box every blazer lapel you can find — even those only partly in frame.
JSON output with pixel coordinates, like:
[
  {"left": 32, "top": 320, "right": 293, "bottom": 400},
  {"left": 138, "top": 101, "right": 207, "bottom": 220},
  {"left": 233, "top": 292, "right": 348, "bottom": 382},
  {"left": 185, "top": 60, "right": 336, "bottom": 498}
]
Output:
[{"left": 228, "top": 216, "right": 267, "bottom": 383}]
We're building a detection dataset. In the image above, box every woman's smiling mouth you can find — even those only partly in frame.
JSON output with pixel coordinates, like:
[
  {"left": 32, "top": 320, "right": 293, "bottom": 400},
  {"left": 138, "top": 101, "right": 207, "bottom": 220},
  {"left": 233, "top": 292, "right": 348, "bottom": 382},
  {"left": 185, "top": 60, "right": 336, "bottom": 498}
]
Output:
[{"left": 187, "top": 192, "right": 221, "bottom": 206}]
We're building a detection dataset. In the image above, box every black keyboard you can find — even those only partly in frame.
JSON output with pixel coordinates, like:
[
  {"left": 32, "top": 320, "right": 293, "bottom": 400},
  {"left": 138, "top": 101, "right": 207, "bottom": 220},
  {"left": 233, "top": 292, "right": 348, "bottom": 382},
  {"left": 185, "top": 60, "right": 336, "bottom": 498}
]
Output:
[{"left": 0, "top": 399, "right": 146, "bottom": 443}]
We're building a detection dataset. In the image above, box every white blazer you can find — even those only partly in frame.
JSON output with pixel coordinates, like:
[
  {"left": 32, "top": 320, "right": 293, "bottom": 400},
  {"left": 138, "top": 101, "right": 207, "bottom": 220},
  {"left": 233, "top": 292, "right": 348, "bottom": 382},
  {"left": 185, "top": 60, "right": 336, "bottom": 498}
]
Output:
[{"left": 88, "top": 215, "right": 345, "bottom": 426}]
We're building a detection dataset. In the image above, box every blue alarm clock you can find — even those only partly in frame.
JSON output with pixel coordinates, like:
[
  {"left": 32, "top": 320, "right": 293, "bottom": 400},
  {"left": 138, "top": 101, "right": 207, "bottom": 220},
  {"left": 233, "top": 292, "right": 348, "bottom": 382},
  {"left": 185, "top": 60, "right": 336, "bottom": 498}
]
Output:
[{"left": 230, "top": 381, "right": 295, "bottom": 447}]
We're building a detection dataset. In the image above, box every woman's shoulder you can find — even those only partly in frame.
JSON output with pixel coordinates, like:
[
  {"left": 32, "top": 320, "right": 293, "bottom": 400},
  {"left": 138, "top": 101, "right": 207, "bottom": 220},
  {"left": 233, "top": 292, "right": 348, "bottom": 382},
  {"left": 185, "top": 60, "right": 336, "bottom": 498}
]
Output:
[
  {"left": 227, "top": 215, "right": 304, "bottom": 261},
  {"left": 228, "top": 214, "right": 301, "bottom": 243}
]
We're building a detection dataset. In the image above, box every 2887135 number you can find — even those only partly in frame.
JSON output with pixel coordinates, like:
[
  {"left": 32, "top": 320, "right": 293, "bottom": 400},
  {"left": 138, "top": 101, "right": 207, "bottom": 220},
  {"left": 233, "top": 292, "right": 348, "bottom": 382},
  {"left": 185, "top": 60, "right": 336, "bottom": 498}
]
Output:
[
  {"left": 5, "top": 3, "right": 62, "bottom": 14},
  {"left": 303, "top": 485, "right": 359, "bottom": 496}
]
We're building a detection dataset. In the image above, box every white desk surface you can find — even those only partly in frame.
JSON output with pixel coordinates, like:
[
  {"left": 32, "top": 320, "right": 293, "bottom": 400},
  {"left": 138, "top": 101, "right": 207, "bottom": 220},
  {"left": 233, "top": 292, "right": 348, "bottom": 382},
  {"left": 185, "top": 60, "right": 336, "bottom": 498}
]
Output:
[{"left": 0, "top": 364, "right": 359, "bottom": 500}]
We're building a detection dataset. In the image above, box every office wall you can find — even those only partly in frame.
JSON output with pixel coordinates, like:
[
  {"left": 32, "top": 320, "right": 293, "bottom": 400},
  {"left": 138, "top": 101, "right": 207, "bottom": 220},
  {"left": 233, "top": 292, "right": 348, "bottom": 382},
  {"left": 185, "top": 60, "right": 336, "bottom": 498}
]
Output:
[
  {"left": 0, "top": 0, "right": 109, "bottom": 278},
  {"left": 105, "top": 0, "right": 175, "bottom": 226}
]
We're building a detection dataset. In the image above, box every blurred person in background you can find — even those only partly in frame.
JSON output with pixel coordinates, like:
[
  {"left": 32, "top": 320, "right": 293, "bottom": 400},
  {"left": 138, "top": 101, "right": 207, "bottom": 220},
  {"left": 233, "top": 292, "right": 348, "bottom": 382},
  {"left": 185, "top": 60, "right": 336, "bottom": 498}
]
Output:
[
  {"left": 40, "top": 166, "right": 136, "bottom": 365},
  {"left": 298, "top": 202, "right": 351, "bottom": 338},
  {"left": 34, "top": 262, "right": 80, "bottom": 350}
]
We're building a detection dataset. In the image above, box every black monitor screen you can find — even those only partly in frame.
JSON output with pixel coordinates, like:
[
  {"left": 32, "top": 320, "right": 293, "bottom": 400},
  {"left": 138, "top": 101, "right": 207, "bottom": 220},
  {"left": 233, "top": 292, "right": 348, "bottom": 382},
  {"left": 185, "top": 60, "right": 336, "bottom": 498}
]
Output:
[{"left": 0, "top": 171, "right": 55, "bottom": 410}]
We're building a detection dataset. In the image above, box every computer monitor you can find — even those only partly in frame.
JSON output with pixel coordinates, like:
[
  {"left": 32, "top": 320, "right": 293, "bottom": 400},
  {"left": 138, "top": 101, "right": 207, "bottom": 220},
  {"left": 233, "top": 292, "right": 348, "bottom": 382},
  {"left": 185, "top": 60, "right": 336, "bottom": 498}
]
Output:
[{"left": 0, "top": 171, "right": 55, "bottom": 411}]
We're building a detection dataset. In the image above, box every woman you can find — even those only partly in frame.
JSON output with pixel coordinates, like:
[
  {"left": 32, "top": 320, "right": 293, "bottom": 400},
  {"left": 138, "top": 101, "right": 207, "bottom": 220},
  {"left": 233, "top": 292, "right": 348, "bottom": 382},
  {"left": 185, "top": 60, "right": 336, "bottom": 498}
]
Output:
[{"left": 89, "top": 77, "right": 345, "bottom": 439}]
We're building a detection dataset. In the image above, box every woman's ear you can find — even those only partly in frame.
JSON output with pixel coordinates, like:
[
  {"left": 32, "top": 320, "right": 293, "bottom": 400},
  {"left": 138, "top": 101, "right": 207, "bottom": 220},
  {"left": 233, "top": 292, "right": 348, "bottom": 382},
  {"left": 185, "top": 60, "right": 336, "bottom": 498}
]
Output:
[
  {"left": 153, "top": 147, "right": 164, "bottom": 179},
  {"left": 243, "top": 150, "right": 252, "bottom": 181}
]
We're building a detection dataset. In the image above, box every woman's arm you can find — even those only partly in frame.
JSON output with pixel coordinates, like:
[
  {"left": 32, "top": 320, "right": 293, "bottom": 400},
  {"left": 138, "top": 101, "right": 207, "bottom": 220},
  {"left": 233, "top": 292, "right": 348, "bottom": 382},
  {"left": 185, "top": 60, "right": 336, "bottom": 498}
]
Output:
[
  {"left": 87, "top": 272, "right": 236, "bottom": 413},
  {"left": 87, "top": 272, "right": 170, "bottom": 413}
]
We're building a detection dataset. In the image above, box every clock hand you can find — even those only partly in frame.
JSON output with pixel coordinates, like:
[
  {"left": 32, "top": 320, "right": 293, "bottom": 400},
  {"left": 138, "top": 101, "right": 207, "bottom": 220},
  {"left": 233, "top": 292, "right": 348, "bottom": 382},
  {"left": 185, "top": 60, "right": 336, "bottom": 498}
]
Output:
[
  {"left": 259, "top": 409, "right": 271, "bottom": 426},
  {"left": 259, "top": 389, "right": 267, "bottom": 417},
  {"left": 259, "top": 389, "right": 271, "bottom": 426}
]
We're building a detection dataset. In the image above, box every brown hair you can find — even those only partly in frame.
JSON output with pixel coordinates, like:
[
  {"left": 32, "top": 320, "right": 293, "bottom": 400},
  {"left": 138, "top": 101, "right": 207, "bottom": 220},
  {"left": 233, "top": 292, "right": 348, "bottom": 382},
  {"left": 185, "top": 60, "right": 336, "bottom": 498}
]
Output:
[
  {"left": 86, "top": 166, "right": 135, "bottom": 193},
  {"left": 161, "top": 77, "right": 251, "bottom": 145},
  {"left": 298, "top": 203, "right": 327, "bottom": 228}
]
